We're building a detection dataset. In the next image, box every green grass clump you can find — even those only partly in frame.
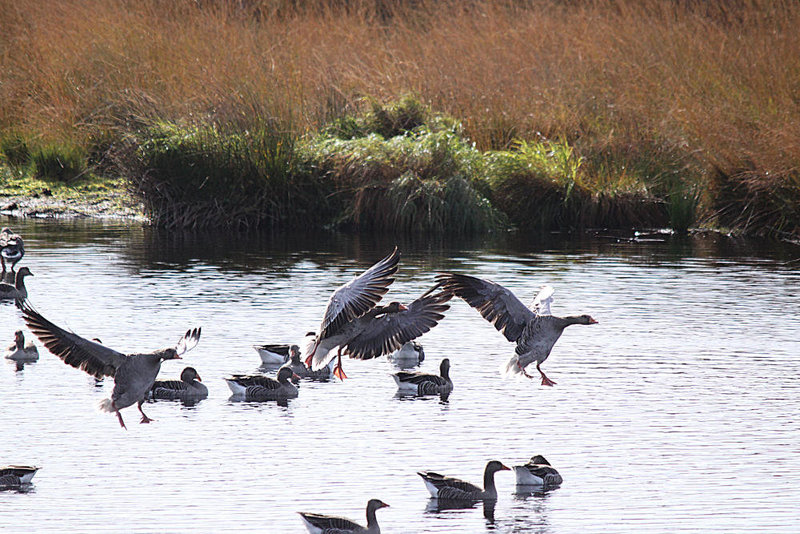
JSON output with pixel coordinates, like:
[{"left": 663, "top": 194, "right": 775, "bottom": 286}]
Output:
[
  {"left": 122, "top": 118, "right": 328, "bottom": 230},
  {"left": 302, "top": 125, "right": 504, "bottom": 233},
  {"left": 0, "top": 132, "right": 32, "bottom": 168},
  {"left": 30, "top": 142, "right": 87, "bottom": 182}
]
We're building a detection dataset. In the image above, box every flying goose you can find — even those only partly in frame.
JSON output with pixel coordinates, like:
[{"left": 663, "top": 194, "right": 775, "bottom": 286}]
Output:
[
  {"left": 387, "top": 341, "right": 424, "bottom": 366},
  {"left": 436, "top": 274, "right": 597, "bottom": 386},
  {"left": 0, "top": 228, "right": 24, "bottom": 284},
  {"left": 18, "top": 300, "right": 201, "bottom": 429},
  {"left": 305, "top": 247, "right": 451, "bottom": 379},
  {"left": 5, "top": 330, "right": 39, "bottom": 361},
  {"left": 393, "top": 358, "right": 452, "bottom": 396},
  {"left": 0, "top": 266, "right": 32, "bottom": 300},
  {"left": 513, "top": 455, "right": 563, "bottom": 487},
  {"left": 224, "top": 366, "right": 299, "bottom": 400},
  {"left": 149, "top": 366, "right": 208, "bottom": 400},
  {"left": 299, "top": 499, "right": 389, "bottom": 534},
  {"left": 419, "top": 460, "right": 510, "bottom": 500}
]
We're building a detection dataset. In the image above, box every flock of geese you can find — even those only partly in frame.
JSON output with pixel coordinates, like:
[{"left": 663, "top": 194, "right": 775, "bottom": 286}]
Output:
[{"left": 3, "top": 231, "right": 598, "bottom": 532}]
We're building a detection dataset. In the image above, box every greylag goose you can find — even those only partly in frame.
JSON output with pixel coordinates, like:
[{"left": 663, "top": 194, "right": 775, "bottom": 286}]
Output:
[
  {"left": 253, "top": 343, "right": 296, "bottom": 366},
  {"left": 513, "top": 455, "right": 563, "bottom": 487},
  {"left": 387, "top": 341, "right": 424, "bottom": 366},
  {"left": 437, "top": 274, "right": 597, "bottom": 386},
  {"left": 0, "top": 465, "right": 38, "bottom": 484},
  {"left": 149, "top": 366, "right": 208, "bottom": 400},
  {"left": 224, "top": 366, "right": 299, "bottom": 400},
  {"left": 299, "top": 499, "right": 389, "bottom": 534},
  {"left": 306, "top": 247, "right": 451, "bottom": 379},
  {"left": 281, "top": 348, "right": 335, "bottom": 381},
  {"left": 0, "top": 266, "right": 32, "bottom": 300},
  {"left": 393, "top": 358, "right": 452, "bottom": 396},
  {"left": 19, "top": 300, "right": 201, "bottom": 429},
  {"left": 0, "top": 228, "right": 24, "bottom": 284},
  {"left": 419, "top": 460, "right": 510, "bottom": 500},
  {"left": 5, "top": 330, "right": 39, "bottom": 361}
]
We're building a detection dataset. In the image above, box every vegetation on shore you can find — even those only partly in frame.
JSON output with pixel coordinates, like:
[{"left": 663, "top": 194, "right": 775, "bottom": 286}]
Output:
[{"left": 1, "top": 0, "right": 798, "bottom": 238}]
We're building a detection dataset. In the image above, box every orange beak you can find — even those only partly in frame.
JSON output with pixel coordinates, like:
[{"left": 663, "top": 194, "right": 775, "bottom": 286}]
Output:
[
  {"left": 399, "top": 304, "right": 409, "bottom": 311},
  {"left": 589, "top": 318, "right": 599, "bottom": 324}
]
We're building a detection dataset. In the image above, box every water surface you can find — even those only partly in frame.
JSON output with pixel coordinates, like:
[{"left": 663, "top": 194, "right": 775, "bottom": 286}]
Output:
[{"left": 2, "top": 219, "right": 799, "bottom": 532}]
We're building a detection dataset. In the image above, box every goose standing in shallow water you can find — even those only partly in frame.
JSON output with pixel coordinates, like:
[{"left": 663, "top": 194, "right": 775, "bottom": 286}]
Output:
[
  {"left": 0, "top": 266, "right": 32, "bottom": 300},
  {"left": 0, "top": 228, "right": 24, "bottom": 284},
  {"left": 437, "top": 273, "right": 597, "bottom": 386},
  {"left": 393, "top": 358, "right": 452, "bottom": 396},
  {"left": 513, "top": 455, "right": 563, "bottom": 487},
  {"left": 306, "top": 247, "right": 451, "bottom": 379},
  {"left": 299, "top": 499, "right": 389, "bottom": 534},
  {"left": 149, "top": 367, "right": 208, "bottom": 400},
  {"left": 19, "top": 301, "right": 201, "bottom": 429},
  {"left": 5, "top": 330, "right": 39, "bottom": 362},
  {"left": 419, "top": 460, "right": 510, "bottom": 500},
  {"left": 224, "top": 367, "right": 299, "bottom": 400}
]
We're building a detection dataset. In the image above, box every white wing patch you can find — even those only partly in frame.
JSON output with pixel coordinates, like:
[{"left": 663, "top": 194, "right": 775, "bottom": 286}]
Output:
[{"left": 532, "top": 285, "right": 554, "bottom": 315}]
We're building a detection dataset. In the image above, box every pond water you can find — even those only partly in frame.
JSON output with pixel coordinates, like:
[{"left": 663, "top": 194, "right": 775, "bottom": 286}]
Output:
[{"left": 2, "top": 218, "right": 799, "bottom": 533}]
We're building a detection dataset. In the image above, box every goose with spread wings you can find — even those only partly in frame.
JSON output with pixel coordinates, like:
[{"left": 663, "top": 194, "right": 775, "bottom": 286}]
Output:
[
  {"left": 436, "top": 273, "right": 597, "bottom": 386},
  {"left": 18, "top": 300, "right": 201, "bottom": 429},
  {"left": 305, "top": 247, "right": 451, "bottom": 379}
]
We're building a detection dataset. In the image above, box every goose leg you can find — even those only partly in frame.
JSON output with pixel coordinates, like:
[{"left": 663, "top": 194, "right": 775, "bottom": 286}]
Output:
[
  {"left": 333, "top": 347, "right": 348, "bottom": 380},
  {"left": 113, "top": 402, "right": 127, "bottom": 430},
  {"left": 536, "top": 362, "right": 557, "bottom": 386},
  {"left": 304, "top": 343, "right": 318, "bottom": 368},
  {"left": 518, "top": 361, "right": 534, "bottom": 379},
  {"left": 137, "top": 400, "right": 154, "bottom": 424}
]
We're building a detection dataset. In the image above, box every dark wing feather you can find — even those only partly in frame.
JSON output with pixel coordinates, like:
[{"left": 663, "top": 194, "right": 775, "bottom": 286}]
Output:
[
  {"left": 254, "top": 344, "right": 291, "bottom": 356},
  {"left": 345, "top": 290, "right": 451, "bottom": 360},
  {"left": 229, "top": 375, "right": 279, "bottom": 389},
  {"left": 18, "top": 300, "right": 127, "bottom": 378},
  {"left": 150, "top": 379, "right": 189, "bottom": 399},
  {"left": 299, "top": 512, "right": 361, "bottom": 532},
  {"left": 419, "top": 471, "right": 481, "bottom": 495},
  {"left": 436, "top": 273, "right": 534, "bottom": 342},
  {"left": 319, "top": 247, "right": 400, "bottom": 340},
  {"left": 395, "top": 372, "right": 448, "bottom": 387}
]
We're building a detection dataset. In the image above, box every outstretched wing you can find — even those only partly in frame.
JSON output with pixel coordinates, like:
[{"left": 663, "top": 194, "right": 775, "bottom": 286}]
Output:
[
  {"left": 532, "top": 285, "right": 554, "bottom": 315},
  {"left": 345, "top": 289, "right": 451, "bottom": 360},
  {"left": 436, "top": 273, "right": 534, "bottom": 342},
  {"left": 319, "top": 247, "right": 400, "bottom": 339},
  {"left": 18, "top": 300, "right": 127, "bottom": 378},
  {"left": 176, "top": 328, "right": 201, "bottom": 355}
]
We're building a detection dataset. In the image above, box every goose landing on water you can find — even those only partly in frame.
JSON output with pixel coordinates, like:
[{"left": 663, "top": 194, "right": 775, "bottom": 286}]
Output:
[
  {"left": 437, "top": 274, "right": 597, "bottom": 386},
  {"left": 418, "top": 460, "right": 510, "bottom": 500},
  {"left": 305, "top": 247, "right": 451, "bottom": 380},
  {"left": 513, "top": 455, "right": 563, "bottom": 487},
  {"left": 19, "top": 300, "right": 201, "bottom": 429},
  {"left": 299, "top": 499, "right": 389, "bottom": 534}
]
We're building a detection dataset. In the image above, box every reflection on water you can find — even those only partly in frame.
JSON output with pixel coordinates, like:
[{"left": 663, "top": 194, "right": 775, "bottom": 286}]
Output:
[{"left": 1, "top": 217, "right": 799, "bottom": 533}]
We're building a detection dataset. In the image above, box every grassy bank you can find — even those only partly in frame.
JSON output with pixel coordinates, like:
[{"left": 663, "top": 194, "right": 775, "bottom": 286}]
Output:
[{"left": 1, "top": 0, "right": 798, "bottom": 237}]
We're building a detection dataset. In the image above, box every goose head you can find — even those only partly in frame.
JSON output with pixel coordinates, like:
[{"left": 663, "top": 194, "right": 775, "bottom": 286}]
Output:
[
  {"left": 181, "top": 367, "right": 201, "bottom": 383},
  {"left": 277, "top": 366, "right": 300, "bottom": 384},
  {"left": 486, "top": 460, "right": 511, "bottom": 475}
]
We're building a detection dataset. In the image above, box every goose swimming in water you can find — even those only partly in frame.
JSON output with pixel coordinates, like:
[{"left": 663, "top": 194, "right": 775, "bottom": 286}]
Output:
[
  {"left": 393, "top": 358, "right": 452, "bottom": 396},
  {"left": 19, "top": 300, "right": 201, "bottom": 429},
  {"left": 0, "top": 465, "right": 38, "bottom": 485},
  {"left": 418, "top": 460, "right": 510, "bottom": 500},
  {"left": 0, "top": 266, "right": 32, "bottom": 300},
  {"left": 149, "top": 366, "right": 208, "bottom": 400},
  {"left": 281, "top": 346, "right": 335, "bottom": 381},
  {"left": 5, "top": 330, "right": 39, "bottom": 362},
  {"left": 299, "top": 499, "right": 389, "bottom": 534},
  {"left": 306, "top": 247, "right": 451, "bottom": 380},
  {"left": 436, "top": 274, "right": 597, "bottom": 386},
  {"left": 224, "top": 367, "right": 299, "bottom": 400},
  {"left": 387, "top": 341, "right": 424, "bottom": 366},
  {"left": 253, "top": 343, "right": 296, "bottom": 366},
  {"left": 513, "top": 455, "right": 563, "bottom": 487},
  {"left": 0, "top": 228, "right": 24, "bottom": 284}
]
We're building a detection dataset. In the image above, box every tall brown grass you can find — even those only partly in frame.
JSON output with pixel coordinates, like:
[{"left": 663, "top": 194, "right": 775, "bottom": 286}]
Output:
[{"left": 1, "top": 0, "right": 799, "bottom": 235}]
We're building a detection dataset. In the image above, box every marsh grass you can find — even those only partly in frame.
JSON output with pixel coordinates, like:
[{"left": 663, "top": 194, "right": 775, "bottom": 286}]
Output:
[
  {"left": 30, "top": 142, "right": 87, "bottom": 183},
  {"left": 1, "top": 0, "right": 798, "bottom": 236}
]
